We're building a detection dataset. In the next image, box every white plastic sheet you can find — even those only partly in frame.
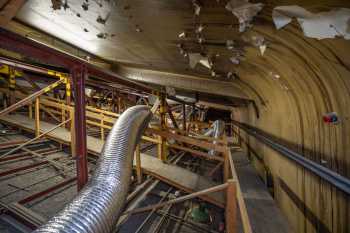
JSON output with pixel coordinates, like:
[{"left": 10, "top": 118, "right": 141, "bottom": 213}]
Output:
[
  {"left": 273, "top": 6, "right": 350, "bottom": 40},
  {"left": 226, "top": 0, "right": 264, "bottom": 32},
  {"left": 188, "top": 53, "right": 212, "bottom": 69}
]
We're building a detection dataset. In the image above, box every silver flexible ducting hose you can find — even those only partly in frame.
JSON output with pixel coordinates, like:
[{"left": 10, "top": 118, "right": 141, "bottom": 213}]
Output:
[
  {"left": 34, "top": 105, "right": 152, "bottom": 233},
  {"left": 205, "top": 120, "right": 225, "bottom": 156}
]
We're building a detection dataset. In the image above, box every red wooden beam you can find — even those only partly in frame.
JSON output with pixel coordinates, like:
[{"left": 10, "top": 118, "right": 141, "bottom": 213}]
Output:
[
  {"left": 0, "top": 0, "right": 26, "bottom": 27},
  {"left": 0, "top": 28, "right": 152, "bottom": 92},
  {"left": 18, "top": 177, "right": 76, "bottom": 204},
  {"left": 0, "top": 161, "right": 48, "bottom": 177},
  {"left": 0, "top": 148, "right": 58, "bottom": 162},
  {"left": 0, "top": 27, "right": 153, "bottom": 193},
  {"left": 72, "top": 65, "right": 88, "bottom": 191},
  {"left": 0, "top": 140, "right": 27, "bottom": 149}
]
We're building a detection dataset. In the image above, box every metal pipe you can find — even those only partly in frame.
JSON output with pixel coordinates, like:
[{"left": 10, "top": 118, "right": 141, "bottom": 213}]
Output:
[
  {"left": 33, "top": 105, "right": 152, "bottom": 233},
  {"left": 232, "top": 120, "right": 350, "bottom": 195}
]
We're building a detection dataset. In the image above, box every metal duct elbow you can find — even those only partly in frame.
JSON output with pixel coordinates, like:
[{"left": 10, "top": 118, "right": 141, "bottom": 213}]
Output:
[{"left": 34, "top": 105, "right": 152, "bottom": 233}]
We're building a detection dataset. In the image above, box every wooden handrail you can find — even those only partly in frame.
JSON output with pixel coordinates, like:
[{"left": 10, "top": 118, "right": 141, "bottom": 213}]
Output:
[
  {"left": 0, "top": 79, "right": 65, "bottom": 117},
  {"left": 122, "top": 182, "right": 229, "bottom": 215},
  {"left": 148, "top": 128, "right": 226, "bottom": 152},
  {"left": 224, "top": 145, "right": 253, "bottom": 233}
]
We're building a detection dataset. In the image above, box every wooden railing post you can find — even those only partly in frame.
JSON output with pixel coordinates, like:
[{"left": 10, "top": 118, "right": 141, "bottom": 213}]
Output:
[
  {"left": 0, "top": 78, "right": 65, "bottom": 117},
  {"left": 226, "top": 179, "right": 237, "bottom": 233},
  {"left": 100, "top": 112, "right": 105, "bottom": 141},
  {"left": 72, "top": 65, "right": 88, "bottom": 191},
  {"left": 182, "top": 104, "right": 186, "bottom": 131},
  {"left": 158, "top": 93, "right": 168, "bottom": 161},
  {"left": 226, "top": 148, "right": 253, "bottom": 233},
  {"left": 117, "top": 96, "right": 121, "bottom": 114},
  {"left": 8, "top": 67, "right": 16, "bottom": 106},
  {"left": 61, "top": 102, "right": 65, "bottom": 125},
  {"left": 158, "top": 137, "right": 167, "bottom": 161},
  {"left": 65, "top": 77, "right": 71, "bottom": 129},
  {"left": 135, "top": 144, "right": 142, "bottom": 184},
  {"left": 70, "top": 108, "right": 75, "bottom": 157},
  {"left": 35, "top": 97, "right": 40, "bottom": 136},
  {"left": 28, "top": 103, "right": 33, "bottom": 119},
  {"left": 223, "top": 137, "right": 230, "bottom": 182},
  {"left": 224, "top": 150, "right": 230, "bottom": 182}
]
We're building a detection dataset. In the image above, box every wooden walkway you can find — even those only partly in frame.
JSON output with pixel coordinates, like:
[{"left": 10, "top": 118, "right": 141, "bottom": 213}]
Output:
[
  {"left": 232, "top": 151, "right": 291, "bottom": 233},
  {"left": 0, "top": 114, "right": 293, "bottom": 231},
  {"left": 0, "top": 114, "right": 224, "bottom": 206}
]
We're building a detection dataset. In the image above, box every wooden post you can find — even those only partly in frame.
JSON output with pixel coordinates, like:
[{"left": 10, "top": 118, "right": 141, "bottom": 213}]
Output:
[
  {"left": 70, "top": 108, "right": 76, "bottom": 157},
  {"left": 157, "top": 136, "right": 167, "bottom": 161},
  {"left": 100, "top": 113, "right": 105, "bottom": 141},
  {"left": 35, "top": 97, "right": 40, "bottom": 137},
  {"left": 117, "top": 96, "right": 121, "bottom": 114},
  {"left": 28, "top": 103, "right": 33, "bottom": 119},
  {"left": 237, "top": 127, "right": 241, "bottom": 147},
  {"left": 112, "top": 89, "right": 116, "bottom": 112},
  {"left": 226, "top": 179, "right": 237, "bottom": 233},
  {"left": 3, "top": 94, "right": 7, "bottom": 108},
  {"left": 72, "top": 65, "right": 88, "bottom": 191},
  {"left": 61, "top": 103, "right": 66, "bottom": 124},
  {"left": 0, "top": 118, "right": 71, "bottom": 158},
  {"left": 227, "top": 149, "right": 253, "bottom": 233},
  {"left": 223, "top": 137, "right": 230, "bottom": 182},
  {"left": 65, "top": 78, "right": 71, "bottom": 128},
  {"left": 135, "top": 144, "right": 142, "bottom": 184},
  {"left": 123, "top": 182, "right": 229, "bottom": 216},
  {"left": 182, "top": 104, "right": 186, "bottom": 131},
  {"left": 158, "top": 93, "right": 168, "bottom": 161},
  {"left": 224, "top": 150, "right": 230, "bottom": 182},
  {"left": 0, "top": 78, "right": 65, "bottom": 117},
  {"left": 8, "top": 67, "right": 16, "bottom": 106}
]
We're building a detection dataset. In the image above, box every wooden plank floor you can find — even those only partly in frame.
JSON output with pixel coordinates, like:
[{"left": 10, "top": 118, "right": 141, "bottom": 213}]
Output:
[
  {"left": 0, "top": 114, "right": 224, "bottom": 205},
  {"left": 231, "top": 151, "right": 291, "bottom": 233}
]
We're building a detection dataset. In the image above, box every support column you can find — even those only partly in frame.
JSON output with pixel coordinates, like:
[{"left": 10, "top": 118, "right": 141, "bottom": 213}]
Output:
[
  {"left": 226, "top": 179, "right": 237, "bottom": 233},
  {"left": 117, "top": 96, "right": 122, "bottom": 114},
  {"left": 35, "top": 98, "right": 40, "bottom": 137},
  {"left": 65, "top": 76, "right": 71, "bottom": 128},
  {"left": 135, "top": 144, "right": 142, "bottom": 184},
  {"left": 182, "top": 104, "right": 186, "bottom": 131},
  {"left": 158, "top": 93, "right": 168, "bottom": 161},
  {"left": 72, "top": 65, "right": 88, "bottom": 191},
  {"left": 28, "top": 103, "right": 33, "bottom": 119},
  {"left": 112, "top": 89, "right": 117, "bottom": 112},
  {"left": 100, "top": 113, "right": 105, "bottom": 141},
  {"left": 8, "top": 67, "right": 16, "bottom": 106}
]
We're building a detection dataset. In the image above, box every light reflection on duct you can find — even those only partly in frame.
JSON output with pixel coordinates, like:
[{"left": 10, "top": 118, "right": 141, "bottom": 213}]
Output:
[
  {"left": 33, "top": 105, "right": 152, "bottom": 233},
  {"left": 204, "top": 120, "right": 225, "bottom": 156}
]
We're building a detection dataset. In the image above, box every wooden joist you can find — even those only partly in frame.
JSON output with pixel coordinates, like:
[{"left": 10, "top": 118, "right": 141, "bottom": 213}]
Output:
[
  {"left": 6, "top": 202, "right": 47, "bottom": 227},
  {"left": 168, "top": 143, "right": 224, "bottom": 162},
  {"left": 123, "top": 182, "right": 229, "bottom": 215},
  {"left": 148, "top": 128, "right": 226, "bottom": 152},
  {"left": 0, "top": 0, "right": 26, "bottom": 27}
]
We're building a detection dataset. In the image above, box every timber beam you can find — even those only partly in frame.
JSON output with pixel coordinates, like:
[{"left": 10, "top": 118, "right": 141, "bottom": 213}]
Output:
[{"left": 0, "top": 0, "right": 26, "bottom": 27}]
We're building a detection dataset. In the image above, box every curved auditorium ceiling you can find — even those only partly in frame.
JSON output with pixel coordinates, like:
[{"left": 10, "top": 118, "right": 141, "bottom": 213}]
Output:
[
  {"left": 14, "top": 0, "right": 350, "bottom": 94},
  {"left": 1, "top": 1, "right": 350, "bottom": 233}
]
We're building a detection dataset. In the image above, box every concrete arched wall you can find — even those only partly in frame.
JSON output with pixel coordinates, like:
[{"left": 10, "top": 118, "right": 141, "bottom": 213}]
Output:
[{"left": 232, "top": 3, "right": 350, "bottom": 233}]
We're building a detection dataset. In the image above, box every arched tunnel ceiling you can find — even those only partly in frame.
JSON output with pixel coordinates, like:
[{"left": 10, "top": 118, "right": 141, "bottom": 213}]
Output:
[
  {"left": 9, "top": 0, "right": 350, "bottom": 105},
  {"left": 1, "top": 1, "right": 350, "bottom": 232}
]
